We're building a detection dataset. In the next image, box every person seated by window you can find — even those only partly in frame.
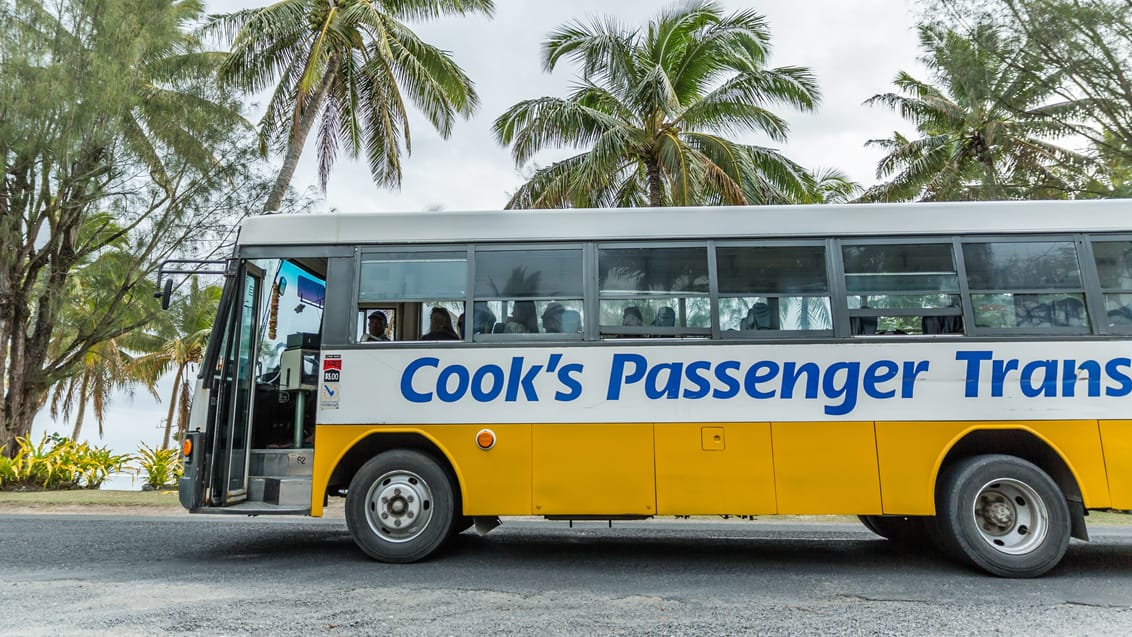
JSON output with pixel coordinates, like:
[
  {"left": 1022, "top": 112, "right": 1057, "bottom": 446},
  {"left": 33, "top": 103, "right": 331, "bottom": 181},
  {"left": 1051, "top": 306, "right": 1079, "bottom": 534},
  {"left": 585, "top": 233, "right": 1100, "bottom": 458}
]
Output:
[
  {"left": 422, "top": 306, "right": 460, "bottom": 340},
  {"left": 363, "top": 310, "right": 390, "bottom": 342},
  {"left": 542, "top": 302, "right": 565, "bottom": 333},
  {"left": 622, "top": 306, "right": 644, "bottom": 327},
  {"left": 652, "top": 306, "right": 675, "bottom": 327},
  {"left": 505, "top": 300, "right": 539, "bottom": 333},
  {"left": 472, "top": 303, "right": 497, "bottom": 335}
]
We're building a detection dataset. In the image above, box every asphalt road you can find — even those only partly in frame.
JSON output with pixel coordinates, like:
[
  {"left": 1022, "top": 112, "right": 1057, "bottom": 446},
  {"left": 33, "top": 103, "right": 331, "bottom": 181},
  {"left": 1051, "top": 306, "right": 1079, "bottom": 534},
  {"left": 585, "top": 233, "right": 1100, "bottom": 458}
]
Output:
[{"left": 1, "top": 513, "right": 1130, "bottom": 636}]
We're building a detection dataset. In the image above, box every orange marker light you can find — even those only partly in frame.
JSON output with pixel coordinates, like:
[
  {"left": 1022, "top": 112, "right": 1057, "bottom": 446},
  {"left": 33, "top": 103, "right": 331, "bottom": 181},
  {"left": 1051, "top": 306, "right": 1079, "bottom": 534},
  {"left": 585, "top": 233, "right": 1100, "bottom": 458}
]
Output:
[
  {"left": 181, "top": 438, "right": 193, "bottom": 458},
  {"left": 475, "top": 429, "right": 496, "bottom": 450}
]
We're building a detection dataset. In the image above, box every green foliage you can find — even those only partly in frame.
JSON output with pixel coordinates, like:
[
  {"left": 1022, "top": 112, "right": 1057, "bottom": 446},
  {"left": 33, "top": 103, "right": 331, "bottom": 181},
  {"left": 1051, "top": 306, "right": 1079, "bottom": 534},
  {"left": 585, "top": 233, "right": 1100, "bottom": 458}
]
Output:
[
  {"left": 862, "top": 21, "right": 1097, "bottom": 202},
  {"left": 495, "top": 0, "right": 831, "bottom": 208},
  {"left": 0, "top": 0, "right": 270, "bottom": 451},
  {"left": 0, "top": 435, "right": 132, "bottom": 491},
  {"left": 210, "top": 0, "right": 494, "bottom": 211},
  {"left": 135, "top": 443, "right": 183, "bottom": 490}
]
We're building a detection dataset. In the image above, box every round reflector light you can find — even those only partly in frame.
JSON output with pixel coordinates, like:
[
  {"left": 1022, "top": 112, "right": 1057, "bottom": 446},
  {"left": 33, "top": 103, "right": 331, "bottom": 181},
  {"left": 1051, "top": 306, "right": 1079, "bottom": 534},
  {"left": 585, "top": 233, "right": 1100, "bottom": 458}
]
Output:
[{"left": 475, "top": 429, "right": 496, "bottom": 450}]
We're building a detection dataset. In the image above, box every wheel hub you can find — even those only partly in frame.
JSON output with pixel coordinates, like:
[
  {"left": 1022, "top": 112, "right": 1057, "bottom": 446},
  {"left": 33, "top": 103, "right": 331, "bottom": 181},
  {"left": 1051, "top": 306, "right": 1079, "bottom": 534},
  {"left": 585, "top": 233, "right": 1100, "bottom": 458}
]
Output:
[
  {"left": 364, "top": 471, "right": 433, "bottom": 542},
  {"left": 971, "top": 478, "right": 1049, "bottom": 555}
]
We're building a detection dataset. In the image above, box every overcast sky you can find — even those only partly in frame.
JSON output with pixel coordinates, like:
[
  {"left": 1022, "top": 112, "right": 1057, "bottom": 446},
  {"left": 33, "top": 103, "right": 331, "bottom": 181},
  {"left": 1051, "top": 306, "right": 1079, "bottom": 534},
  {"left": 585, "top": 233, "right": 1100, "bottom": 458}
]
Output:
[
  {"left": 225, "top": 0, "right": 926, "bottom": 212},
  {"left": 36, "top": 0, "right": 928, "bottom": 471}
]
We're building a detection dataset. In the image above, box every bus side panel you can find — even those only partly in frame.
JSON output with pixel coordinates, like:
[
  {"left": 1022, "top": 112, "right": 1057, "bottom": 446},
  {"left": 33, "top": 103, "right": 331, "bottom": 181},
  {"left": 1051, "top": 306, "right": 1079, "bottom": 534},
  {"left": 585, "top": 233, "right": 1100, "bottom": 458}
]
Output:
[
  {"left": 428, "top": 424, "right": 532, "bottom": 515},
  {"left": 771, "top": 421, "right": 881, "bottom": 515},
  {"left": 875, "top": 421, "right": 967, "bottom": 515},
  {"left": 1100, "top": 420, "right": 1132, "bottom": 509},
  {"left": 310, "top": 424, "right": 533, "bottom": 517},
  {"left": 531, "top": 424, "right": 655, "bottom": 515},
  {"left": 876, "top": 421, "right": 1111, "bottom": 516},
  {"left": 654, "top": 423, "right": 776, "bottom": 515},
  {"left": 1029, "top": 421, "right": 1109, "bottom": 508}
]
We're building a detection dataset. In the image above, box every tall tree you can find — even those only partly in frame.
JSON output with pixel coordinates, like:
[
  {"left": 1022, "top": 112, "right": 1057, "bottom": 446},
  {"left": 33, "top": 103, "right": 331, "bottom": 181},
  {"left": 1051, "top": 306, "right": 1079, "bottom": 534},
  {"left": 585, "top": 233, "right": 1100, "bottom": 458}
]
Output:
[
  {"left": 130, "top": 278, "right": 222, "bottom": 450},
  {"left": 920, "top": 0, "right": 1132, "bottom": 196},
  {"left": 493, "top": 0, "right": 821, "bottom": 209},
  {"left": 862, "top": 22, "right": 1095, "bottom": 202},
  {"left": 210, "top": 0, "right": 494, "bottom": 213},
  {"left": 0, "top": 0, "right": 265, "bottom": 454}
]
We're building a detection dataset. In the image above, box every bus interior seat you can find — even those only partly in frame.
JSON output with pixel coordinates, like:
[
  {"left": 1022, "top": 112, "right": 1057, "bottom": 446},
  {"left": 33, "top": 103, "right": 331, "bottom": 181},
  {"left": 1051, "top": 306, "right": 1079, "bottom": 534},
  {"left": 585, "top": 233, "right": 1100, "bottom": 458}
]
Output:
[
  {"left": 922, "top": 314, "right": 964, "bottom": 335},
  {"left": 740, "top": 302, "right": 773, "bottom": 330},
  {"left": 560, "top": 309, "right": 581, "bottom": 333},
  {"left": 1050, "top": 297, "right": 1085, "bottom": 326},
  {"left": 850, "top": 315, "right": 877, "bottom": 335},
  {"left": 1108, "top": 306, "right": 1132, "bottom": 325},
  {"left": 492, "top": 322, "right": 506, "bottom": 334}
]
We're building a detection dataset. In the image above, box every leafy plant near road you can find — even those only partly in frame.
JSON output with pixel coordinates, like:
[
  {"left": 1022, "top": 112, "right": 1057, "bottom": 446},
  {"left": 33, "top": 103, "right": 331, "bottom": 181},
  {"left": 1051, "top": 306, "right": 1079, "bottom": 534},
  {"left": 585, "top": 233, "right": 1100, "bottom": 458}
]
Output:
[
  {"left": 0, "top": 435, "right": 131, "bottom": 490},
  {"left": 135, "top": 443, "right": 183, "bottom": 490}
]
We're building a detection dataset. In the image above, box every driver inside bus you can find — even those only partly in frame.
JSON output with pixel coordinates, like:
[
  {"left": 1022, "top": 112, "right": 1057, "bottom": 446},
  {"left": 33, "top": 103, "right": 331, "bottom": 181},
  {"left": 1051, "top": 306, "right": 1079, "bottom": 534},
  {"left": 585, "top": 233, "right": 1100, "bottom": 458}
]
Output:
[{"left": 364, "top": 310, "right": 390, "bottom": 342}]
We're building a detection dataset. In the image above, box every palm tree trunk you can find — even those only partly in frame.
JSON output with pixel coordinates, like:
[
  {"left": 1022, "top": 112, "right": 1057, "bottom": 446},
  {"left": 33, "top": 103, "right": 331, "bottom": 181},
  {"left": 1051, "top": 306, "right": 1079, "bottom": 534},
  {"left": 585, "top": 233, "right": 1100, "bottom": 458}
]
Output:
[
  {"left": 646, "top": 157, "right": 663, "bottom": 207},
  {"left": 71, "top": 375, "right": 90, "bottom": 441},
  {"left": 262, "top": 60, "right": 340, "bottom": 213},
  {"left": 161, "top": 363, "right": 185, "bottom": 450}
]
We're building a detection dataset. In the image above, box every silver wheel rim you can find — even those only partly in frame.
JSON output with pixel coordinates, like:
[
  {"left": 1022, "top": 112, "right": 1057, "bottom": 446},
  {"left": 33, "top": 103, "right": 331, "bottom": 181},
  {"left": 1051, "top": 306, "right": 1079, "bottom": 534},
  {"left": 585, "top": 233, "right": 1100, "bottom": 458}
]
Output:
[
  {"left": 364, "top": 470, "right": 434, "bottom": 544},
  {"left": 971, "top": 477, "right": 1048, "bottom": 555}
]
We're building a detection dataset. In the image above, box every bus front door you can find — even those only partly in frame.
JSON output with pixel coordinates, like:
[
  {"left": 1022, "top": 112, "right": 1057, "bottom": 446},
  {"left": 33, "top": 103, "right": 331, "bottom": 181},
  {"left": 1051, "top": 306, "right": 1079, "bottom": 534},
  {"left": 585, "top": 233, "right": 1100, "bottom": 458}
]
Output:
[{"left": 206, "top": 262, "right": 264, "bottom": 506}]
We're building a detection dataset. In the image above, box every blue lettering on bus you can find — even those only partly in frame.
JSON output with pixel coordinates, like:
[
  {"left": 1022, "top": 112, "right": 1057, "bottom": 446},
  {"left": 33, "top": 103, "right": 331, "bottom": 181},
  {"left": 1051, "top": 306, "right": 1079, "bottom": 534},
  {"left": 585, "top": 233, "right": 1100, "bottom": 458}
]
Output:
[{"left": 396, "top": 350, "right": 1130, "bottom": 411}]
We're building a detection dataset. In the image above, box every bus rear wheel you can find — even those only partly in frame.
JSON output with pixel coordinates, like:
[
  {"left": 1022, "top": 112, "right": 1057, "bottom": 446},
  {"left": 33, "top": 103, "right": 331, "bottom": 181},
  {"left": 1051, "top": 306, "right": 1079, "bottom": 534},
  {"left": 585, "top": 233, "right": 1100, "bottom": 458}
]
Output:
[
  {"left": 346, "top": 450, "right": 455, "bottom": 563},
  {"left": 933, "top": 454, "right": 1070, "bottom": 578}
]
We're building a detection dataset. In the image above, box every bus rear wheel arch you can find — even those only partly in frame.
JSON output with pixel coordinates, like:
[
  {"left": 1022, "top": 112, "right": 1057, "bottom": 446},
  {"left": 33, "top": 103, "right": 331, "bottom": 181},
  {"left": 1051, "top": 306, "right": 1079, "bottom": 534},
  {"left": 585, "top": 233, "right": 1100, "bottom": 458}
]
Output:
[
  {"left": 346, "top": 449, "right": 456, "bottom": 563},
  {"left": 932, "top": 454, "right": 1070, "bottom": 578}
]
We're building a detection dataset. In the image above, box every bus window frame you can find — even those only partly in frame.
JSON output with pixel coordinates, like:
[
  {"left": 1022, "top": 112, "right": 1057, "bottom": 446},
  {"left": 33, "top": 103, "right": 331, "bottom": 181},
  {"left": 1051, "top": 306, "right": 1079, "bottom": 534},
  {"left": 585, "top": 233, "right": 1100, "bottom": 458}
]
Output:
[
  {"left": 595, "top": 239, "right": 712, "bottom": 338},
  {"left": 960, "top": 233, "right": 1093, "bottom": 336},
  {"left": 713, "top": 238, "right": 835, "bottom": 340},
  {"left": 1084, "top": 233, "right": 1132, "bottom": 336},
  {"left": 470, "top": 242, "right": 587, "bottom": 342},
  {"left": 354, "top": 244, "right": 473, "bottom": 344}
]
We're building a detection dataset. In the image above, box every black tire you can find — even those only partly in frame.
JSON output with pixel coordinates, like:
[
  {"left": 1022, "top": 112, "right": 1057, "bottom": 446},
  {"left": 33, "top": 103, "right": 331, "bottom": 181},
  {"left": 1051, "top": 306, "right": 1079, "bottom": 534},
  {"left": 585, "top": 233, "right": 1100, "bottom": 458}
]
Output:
[
  {"left": 858, "top": 515, "right": 931, "bottom": 545},
  {"left": 933, "top": 454, "right": 1070, "bottom": 578},
  {"left": 345, "top": 450, "right": 455, "bottom": 563}
]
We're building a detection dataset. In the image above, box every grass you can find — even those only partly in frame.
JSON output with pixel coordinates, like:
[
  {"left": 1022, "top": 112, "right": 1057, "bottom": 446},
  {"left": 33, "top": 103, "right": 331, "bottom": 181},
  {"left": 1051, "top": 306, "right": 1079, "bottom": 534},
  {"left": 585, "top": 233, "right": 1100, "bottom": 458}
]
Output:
[{"left": 0, "top": 489, "right": 181, "bottom": 507}]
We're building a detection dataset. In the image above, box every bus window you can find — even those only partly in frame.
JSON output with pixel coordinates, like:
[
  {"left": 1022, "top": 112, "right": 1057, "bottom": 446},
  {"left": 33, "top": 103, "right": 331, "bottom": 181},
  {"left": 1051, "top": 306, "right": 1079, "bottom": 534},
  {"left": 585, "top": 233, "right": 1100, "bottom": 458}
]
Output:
[
  {"left": 359, "top": 251, "right": 467, "bottom": 341},
  {"left": 1090, "top": 240, "right": 1132, "bottom": 328},
  {"left": 963, "top": 241, "right": 1087, "bottom": 330},
  {"left": 716, "top": 244, "right": 831, "bottom": 335},
  {"left": 473, "top": 248, "right": 583, "bottom": 338},
  {"left": 598, "top": 245, "right": 710, "bottom": 338},
  {"left": 843, "top": 243, "right": 962, "bottom": 335}
]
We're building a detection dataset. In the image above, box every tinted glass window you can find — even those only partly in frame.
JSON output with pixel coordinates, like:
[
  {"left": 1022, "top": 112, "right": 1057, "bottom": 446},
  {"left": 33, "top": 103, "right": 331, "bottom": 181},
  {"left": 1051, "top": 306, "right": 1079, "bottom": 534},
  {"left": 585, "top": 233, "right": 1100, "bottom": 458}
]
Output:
[
  {"left": 359, "top": 252, "right": 466, "bottom": 301},
  {"left": 474, "top": 249, "right": 583, "bottom": 298},
  {"left": 599, "top": 247, "right": 708, "bottom": 294},
  {"left": 963, "top": 242, "right": 1081, "bottom": 290},
  {"left": 716, "top": 246, "right": 827, "bottom": 294},
  {"left": 843, "top": 244, "right": 958, "bottom": 293},
  {"left": 1092, "top": 241, "right": 1132, "bottom": 289}
]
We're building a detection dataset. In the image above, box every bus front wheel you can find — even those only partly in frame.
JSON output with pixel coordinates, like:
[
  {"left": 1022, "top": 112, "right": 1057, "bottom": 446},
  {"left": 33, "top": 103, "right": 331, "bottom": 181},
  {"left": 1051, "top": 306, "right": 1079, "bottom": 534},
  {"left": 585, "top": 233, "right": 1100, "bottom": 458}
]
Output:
[
  {"left": 933, "top": 454, "right": 1070, "bottom": 578},
  {"left": 346, "top": 450, "right": 455, "bottom": 563}
]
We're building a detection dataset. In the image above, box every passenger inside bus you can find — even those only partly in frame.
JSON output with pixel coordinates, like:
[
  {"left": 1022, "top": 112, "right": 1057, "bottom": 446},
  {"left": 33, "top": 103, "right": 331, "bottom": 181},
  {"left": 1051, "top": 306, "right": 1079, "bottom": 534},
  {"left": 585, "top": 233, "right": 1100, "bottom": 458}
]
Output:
[
  {"left": 504, "top": 301, "right": 539, "bottom": 333},
  {"left": 422, "top": 306, "right": 460, "bottom": 340},
  {"left": 653, "top": 306, "right": 676, "bottom": 327},
  {"left": 363, "top": 310, "right": 390, "bottom": 342},
  {"left": 542, "top": 302, "right": 565, "bottom": 333},
  {"left": 622, "top": 306, "right": 644, "bottom": 326}
]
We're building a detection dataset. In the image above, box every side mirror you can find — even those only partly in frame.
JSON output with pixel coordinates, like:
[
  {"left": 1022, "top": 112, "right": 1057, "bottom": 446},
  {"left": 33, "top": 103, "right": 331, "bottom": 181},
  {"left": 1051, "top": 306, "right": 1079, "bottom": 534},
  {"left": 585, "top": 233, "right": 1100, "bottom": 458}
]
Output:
[{"left": 156, "top": 278, "right": 173, "bottom": 310}]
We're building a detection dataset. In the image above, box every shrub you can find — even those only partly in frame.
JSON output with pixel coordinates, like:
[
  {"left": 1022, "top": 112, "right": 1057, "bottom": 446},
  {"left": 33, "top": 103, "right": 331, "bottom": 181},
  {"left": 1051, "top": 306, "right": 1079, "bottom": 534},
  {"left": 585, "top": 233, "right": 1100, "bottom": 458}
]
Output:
[
  {"left": 136, "top": 443, "right": 182, "bottom": 490},
  {"left": 0, "top": 434, "right": 132, "bottom": 490}
]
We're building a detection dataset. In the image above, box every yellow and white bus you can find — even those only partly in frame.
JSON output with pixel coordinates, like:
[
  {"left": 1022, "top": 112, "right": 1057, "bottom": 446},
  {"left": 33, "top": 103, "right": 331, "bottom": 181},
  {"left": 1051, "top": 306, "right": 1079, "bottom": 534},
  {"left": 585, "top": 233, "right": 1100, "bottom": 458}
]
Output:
[{"left": 176, "top": 199, "right": 1132, "bottom": 577}]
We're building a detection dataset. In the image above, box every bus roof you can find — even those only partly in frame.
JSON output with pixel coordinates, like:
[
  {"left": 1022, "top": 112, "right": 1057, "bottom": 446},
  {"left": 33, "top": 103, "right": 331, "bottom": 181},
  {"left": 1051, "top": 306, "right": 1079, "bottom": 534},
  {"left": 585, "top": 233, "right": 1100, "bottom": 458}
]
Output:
[{"left": 236, "top": 199, "right": 1132, "bottom": 247}]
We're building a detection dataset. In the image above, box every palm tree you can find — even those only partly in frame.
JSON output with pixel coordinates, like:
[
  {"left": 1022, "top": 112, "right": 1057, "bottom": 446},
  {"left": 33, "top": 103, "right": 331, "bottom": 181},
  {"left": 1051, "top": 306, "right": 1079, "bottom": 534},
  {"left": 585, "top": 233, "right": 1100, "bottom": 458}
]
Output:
[
  {"left": 861, "top": 22, "right": 1095, "bottom": 202},
  {"left": 130, "top": 279, "right": 223, "bottom": 449},
  {"left": 209, "top": 0, "right": 494, "bottom": 213},
  {"left": 493, "top": 0, "right": 821, "bottom": 209}
]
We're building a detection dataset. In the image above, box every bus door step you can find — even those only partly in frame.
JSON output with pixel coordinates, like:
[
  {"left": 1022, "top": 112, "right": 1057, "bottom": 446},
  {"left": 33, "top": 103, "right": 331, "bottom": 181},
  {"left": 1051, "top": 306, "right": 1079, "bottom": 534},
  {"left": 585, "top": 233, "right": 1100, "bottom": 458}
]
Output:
[{"left": 251, "top": 477, "right": 312, "bottom": 506}]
